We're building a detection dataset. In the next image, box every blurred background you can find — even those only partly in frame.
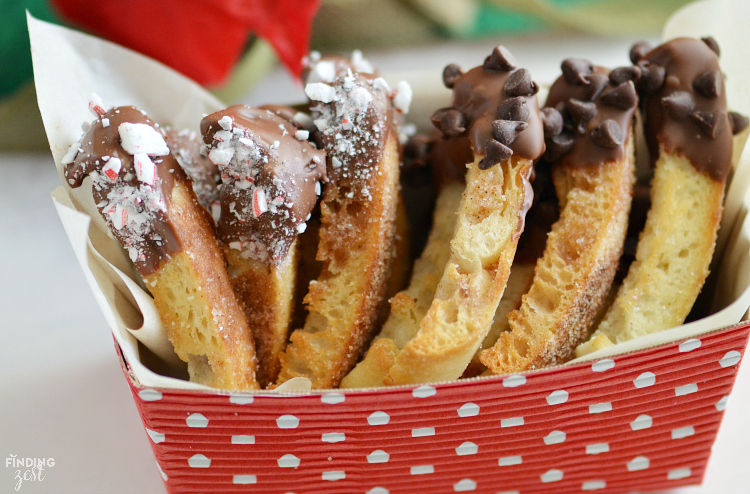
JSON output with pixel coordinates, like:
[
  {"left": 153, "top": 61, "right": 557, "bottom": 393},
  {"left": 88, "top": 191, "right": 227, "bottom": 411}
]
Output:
[{"left": 3, "top": 0, "right": 691, "bottom": 150}]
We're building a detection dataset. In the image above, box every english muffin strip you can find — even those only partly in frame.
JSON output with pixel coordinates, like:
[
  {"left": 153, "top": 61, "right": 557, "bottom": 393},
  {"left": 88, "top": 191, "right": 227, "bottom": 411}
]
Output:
[
  {"left": 378, "top": 47, "right": 545, "bottom": 385},
  {"left": 481, "top": 60, "right": 638, "bottom": 373},
  {"left": 276, "top": 54, "right": 411, "bottom": 388},
  {"left": 200, "top": 105, "right": 326, "bottom": 387},
  {"left": 577, "top": 38, "right": 748, "bottom": 355},
  {"left": 63, "top": 99, "right": 258, "bottom": 390},
  {"left": 341, "top": 182, "right": 463, "bottom": 388}
]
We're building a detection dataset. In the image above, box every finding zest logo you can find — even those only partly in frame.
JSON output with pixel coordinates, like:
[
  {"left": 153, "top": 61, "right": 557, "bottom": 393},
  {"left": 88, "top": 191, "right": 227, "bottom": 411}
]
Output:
[{"left": 5, "top": 456, "right": 55, "bottom": 491}]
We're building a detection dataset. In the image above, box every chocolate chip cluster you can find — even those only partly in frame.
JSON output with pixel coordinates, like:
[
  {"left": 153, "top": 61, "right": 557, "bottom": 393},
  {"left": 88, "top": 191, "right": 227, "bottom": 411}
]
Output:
[
  {"left": 543, "top": 59, "right": 639, "bottom": 162},
  {"left": 431, "top": 46, "right": 541, "bottom": 170},
  {"left": 631, "top": 38, "right": 748, "bottom": 138}
]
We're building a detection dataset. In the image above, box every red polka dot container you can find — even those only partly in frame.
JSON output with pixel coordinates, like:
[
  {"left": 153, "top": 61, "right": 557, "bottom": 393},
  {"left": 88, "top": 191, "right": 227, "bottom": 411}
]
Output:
[{"left": 121, "top": 321, "right": 749, "bottom": 494}]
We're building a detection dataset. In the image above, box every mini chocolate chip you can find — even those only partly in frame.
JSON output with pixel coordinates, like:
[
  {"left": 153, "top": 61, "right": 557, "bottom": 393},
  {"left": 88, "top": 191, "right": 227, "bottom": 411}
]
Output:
[
  {"left": 505, "top": 68, "right": 537, "bottom": 96},
  {"left": 479, "top": 139, "right": 513, "bottom": 169},
  {"left": 561, "top": 58, "right": 593, "bottom": 86},
  {"left": 492, "top": 119, "right": 528, "bottom": 145},
  {"left": 496, "top": 96, "right": 530, "bottom": 122},
  {"left": 609, "top": 66, "right": 641, "bottom": 86},
  {"left": 430, "top": 107, "right": 466, "bottom": 137},
  {"left": 661, "top": 91, "right": 696, "bottom": 120},
  {"left": 691, "top": 110, "right": 726, "bottom": 138},
  {"left": 585, "top": 73, "right": 609, "bottom": 101},
  {"left": 630, "top": 41, "right": 652, "bottom": 64},
  {"left": 692, "top": 70, "right": 722, "bottom": 98},
  {"left": 567, "top": 98, "right": 597, "bottom": 133},
  {"left": 543, "top": 130, "right": 575, "bottom": 162},
  {"left": 541, "top": 107, "right": 563, "bottom": 138},
  {"left": 729, "top": 111, "right": 749, "bottom": 135},
  {"left": 442, "top": 64, "right": 463, "bottom": 89},
  {"left": 702, "top": 37, "right": 720, "bottom": 56},
  {"left": 483, "top": 46, "right": 517, "bottom": 72},
  {"left": 637, "top": 61, "right": 666, "bottom": 95},
  {"left": 590, "top": 119, "right": 623, "bottom": 148},
  {"left": 601, "top": 81, "right": 638, "bottom": 110}
]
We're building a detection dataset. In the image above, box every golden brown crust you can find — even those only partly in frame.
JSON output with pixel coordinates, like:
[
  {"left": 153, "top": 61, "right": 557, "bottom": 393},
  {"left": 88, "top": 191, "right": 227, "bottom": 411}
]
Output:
[
  {"left": 275, "top": 133, "right": 400, "bottom": 388},
  {"left": 340, "top": 182, "right": 463, "bottom": 388},
  {"left": 145, "top": 181, "right": 259, "bottom": 390},
  {"left": 576, "top": 149, "right": 724, "bottom": 356},
  {"left": 382, "top": 156, "right": 534, "bottom": 385},
  {"left": 224, "top": 242, "right": 298, "bottom": 387}
]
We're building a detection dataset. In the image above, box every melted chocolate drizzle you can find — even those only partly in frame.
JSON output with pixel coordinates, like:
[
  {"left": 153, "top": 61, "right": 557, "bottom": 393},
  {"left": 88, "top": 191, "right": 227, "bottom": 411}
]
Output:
[
  {"left": 430, "top": 46, "right": 545, "bottom": 170},
  {"left": 544, "top": 63, "right": 638, "bottom": 167},
  {"left": 638, "top": 38, "right": 737, "bottom": 181},
  {"left": 64, "top": 106, "right": 185, "bottom": 276},
  {"left": 201, "top": 105, "right": 327, "bottom": 264}
]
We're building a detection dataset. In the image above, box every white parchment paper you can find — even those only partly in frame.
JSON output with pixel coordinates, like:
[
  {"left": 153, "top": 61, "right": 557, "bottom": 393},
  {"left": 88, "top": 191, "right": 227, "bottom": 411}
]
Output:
[{"left": 29, "top": 0, "right": 750, "bottom": 388}]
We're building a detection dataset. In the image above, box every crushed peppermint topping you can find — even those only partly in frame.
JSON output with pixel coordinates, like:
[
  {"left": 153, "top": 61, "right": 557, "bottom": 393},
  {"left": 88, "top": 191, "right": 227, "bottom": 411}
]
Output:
[
  {"left": 119, "top": 123, "right": 169, "bottom": 156},
  {"left": 293, "top": 112, "right": 314, "bottom": 129},
  {"left": 61, "top": 142, "right": 80, "bottom": 165},
  {"left": 218, "top": 115, "right": 233, "bottom": 131},
  {"left": 373, "top": 77, "right": 390, "bottom": 92},
  {"left": 252, "top": 188, "right": 268, "bottom": 217},
  {"left": 133, "top": 153, "right": 156, "bottom": 185},
  {"left": 295, "top": 130, "right": 310, "bottom": 140},
  {"left": 101, "top": 118, "right": 110, "bottom": 128},
  {"left": 102, "top": 157, "right": 122, "bottom": 181},
  {"left": 305, "top": 83, "right": 337, "bottom": 103},
  {"left": 309, "top": 60, "right": 337, "bottom": 84},
  {"left": 392, "top": 80, "right": 413, "bottom": 114},
  {"left": 88, "top": 93, "right": 107, "bottom": 117},
  {"left": 351, "top": 50, "right": 375, "bottom": 74}
]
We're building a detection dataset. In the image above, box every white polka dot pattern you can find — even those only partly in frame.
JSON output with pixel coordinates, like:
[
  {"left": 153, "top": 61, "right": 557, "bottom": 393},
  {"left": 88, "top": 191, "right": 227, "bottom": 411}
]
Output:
[
  {"left": 138, "top": 389, "right": 162, "bottom": 401},
  {"left": 186, "top": 413, "right": 208, "bottom": 428},
  {"left": 188, "top": 454, "right": 210, "bottom": 468},
  {"left": 582, "top": 480, "right": 606, "bottom": 490},
  {"left": 633, "top": 372, "right": 656, "bottom": 388},
  {"left": 498, "top": 456, "right": 522, "bottom": 466},
  {"left": 457, "top": 403, "right": 479, "bottom": 417},
  {"left": 276, "top": 414, "right": 299, "bottom": 429},
  {"left": 540, "top": 469, "right": 563, "bottom": 483},
  {"left": 675, "top": 383, "right": 698, "bottom": 396},
  {"left": 156, "top": 462, "right": 167, "bottom": 481},
  {"left": 592, "top": 359, "right": 615, "bottom": 372},
  {"left": 668, "top": 467, "right": 692, "bottom": 480},
  {"left": 720, "top": 350, "right": 742, "bottom": 367},
  {"left": 229, "top": 395, "right": 254, "bottom": 405},
  {"left": 544, "top": 430, "right": 566, "bottom": 445},
  {"left": 127, "top": 322, "right": 750, "bottom": 494},
  {"left": 585, "top": 443, "right": 609, "bottom": 455},
  {"left": 453, "top": 479, "right": 477, "bottom": 491},
  {"left": 630, "top": 414, "right": 653, "bottom": 430},
  {"left": 672, "top": 426, "right": 695, "bottom": 439},
  {"left": 679, "top": 338, "right": 701, "bottom": 352},
  {"left": 501, "top": 417, "right": 524, "bottom": 428},
  {"left": 546, "top": 390, "right": 569, "bottom": 405},
  {"left": 716, "top": 395, "right": 730, "bottom": 411},
  {"left": 412, "top": 427, "right": 435, "bottom": 437},
  {"left": 321, "top": 432, "right": 345, "bottom": 443},
  {"left": 412, "top": 385, "right": 436, "bottom": 398},
  {"left": 589, "top": 402, "right": 612, "bottom": 414},
  {"left": 277, "top": 454, "right": 300, "bottom": 468},
  {"left": 503, "top": 375, "right": 526, "bottom": 387},
  {"left": 233, "top": 475, "right": 256, "bottom": 484},
  {"left": 456, "top": 442, "right": 478, "bottom": 456},
  {"left": 231, "top": 435, "right": 254, "bottom": 444},
  {"left": 627, "top": 456, "right": 650, "bottom": 471},
  {"left": 322, "top": 471, "right": 345, "bottom": 481},
  {"left": 320, "top": 393, "right": 345, "bottom": 404},
  {"left": 367, "top": 450, "right": 389, "bottom": 463},
  {"left": 368, "top": 411, "right": 390, "bottom": 425},
  {"left": 146, "top": 428, "right": 165, "bottom": 444},
  {"left": 411, "top": 465, "right": 434, "bottom": 475}
]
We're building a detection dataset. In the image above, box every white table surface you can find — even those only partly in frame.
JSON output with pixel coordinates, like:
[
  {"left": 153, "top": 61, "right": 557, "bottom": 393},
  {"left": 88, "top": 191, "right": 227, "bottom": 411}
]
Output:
[{"left": 1, "top": 35, "right": 749, "bottom": 493}]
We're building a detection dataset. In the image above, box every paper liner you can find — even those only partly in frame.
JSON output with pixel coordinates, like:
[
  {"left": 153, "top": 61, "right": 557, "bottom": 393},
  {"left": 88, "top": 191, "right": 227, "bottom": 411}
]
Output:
[{"left": 123, "top": 322, "right": 748, "bottom": 493}]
